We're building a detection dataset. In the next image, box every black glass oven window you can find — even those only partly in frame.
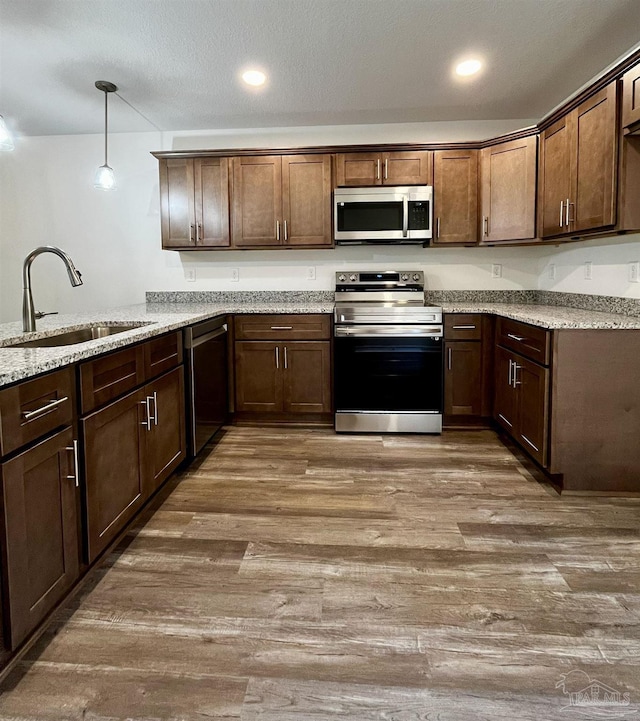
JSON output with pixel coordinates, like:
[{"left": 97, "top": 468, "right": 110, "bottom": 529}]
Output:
[
  {"left": 334, "top": 336, "right": 443, "bottom": 412},
  {"left": 337, "top": 201, "right": 403, "bottom": 232}
]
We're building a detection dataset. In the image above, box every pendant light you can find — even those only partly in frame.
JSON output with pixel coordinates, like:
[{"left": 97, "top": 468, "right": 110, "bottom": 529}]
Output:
[
  {"left": 0, "top": 115, "right": 14, "bottom": 151},
  {"left": 94, "top": 81, "right": 117, "bottom": 190}
]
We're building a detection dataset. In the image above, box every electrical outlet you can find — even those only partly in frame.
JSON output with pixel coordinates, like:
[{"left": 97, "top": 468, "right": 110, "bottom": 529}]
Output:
[
  {"left": 306, "top": 266, "right": 316, "bottom": 281},
  {"left": 184, "top": 269, "right": 196, "bottom": 282},
  {"left": 630, "top": 261, "right": 640, "bottom": 283},
  {"left": 584, "top": 261, "right": 593, "bottom": 280},
  {"left": 548, "top": 263, "right": 556, "bottom": 280},
  {"left": 491, "top": 264, "right": 502, "bottom": 279},
  {"left": 230, "top": 268, "right": 239, "bottom": 282}
]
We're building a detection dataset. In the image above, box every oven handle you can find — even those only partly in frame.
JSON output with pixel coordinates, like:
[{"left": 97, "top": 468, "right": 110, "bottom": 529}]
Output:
[{"left": 335, "top": 325, "right": 443, "bottom": 338}]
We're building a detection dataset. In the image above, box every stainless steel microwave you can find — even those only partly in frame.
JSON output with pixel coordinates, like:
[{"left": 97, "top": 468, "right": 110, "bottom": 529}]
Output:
[{"left": 334, "top": 186, "right": 433, "bottom": 244}]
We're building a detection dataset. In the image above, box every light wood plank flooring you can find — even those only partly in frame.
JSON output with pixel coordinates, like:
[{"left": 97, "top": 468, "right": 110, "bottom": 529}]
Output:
[{"left": 1, "top": 426, "right": 640, "bottom": 719}]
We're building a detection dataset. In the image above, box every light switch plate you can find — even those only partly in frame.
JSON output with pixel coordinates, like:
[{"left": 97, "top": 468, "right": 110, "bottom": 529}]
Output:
[
  {"left": 630, "top": 261, "right": 640, "bottom": 283},
  {"left": 548, "top": 263, "right": 556, "bottom": 280},
  {"left": 491, "top": 264, "right": 502, "bottom": 279},
  {"left": 584, "top": 261, "right": 592, "bottom": 280},
  {"left": 307, "top": 266, "right": 316, "bottom": 280},
  {"left": 184, "top": 269, "right": 196, "bottom": 282},
  {"left": 231, "top": 268, "right": 239, "bottom": 282}
]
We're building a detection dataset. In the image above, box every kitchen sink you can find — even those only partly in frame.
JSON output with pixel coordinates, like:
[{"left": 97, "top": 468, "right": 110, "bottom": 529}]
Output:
[{"left": 4, "top": 324, "right": 149, "bottom": 348}]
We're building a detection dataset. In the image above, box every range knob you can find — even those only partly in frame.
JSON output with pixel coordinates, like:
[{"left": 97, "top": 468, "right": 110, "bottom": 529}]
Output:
[
  {"left": 401, "top": 273, "right": 410, "bottom": 281},
  {"left": 349, "top": 274, "right": 357, "bottom": 282},
  {"left": 412, "top": 273, "right": 421, "bottom": 281},
  {"left": 338, "top": 274, "right": 346, "bottom": 282}
]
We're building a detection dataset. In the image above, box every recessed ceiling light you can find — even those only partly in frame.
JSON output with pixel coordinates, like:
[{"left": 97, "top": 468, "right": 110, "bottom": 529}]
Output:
[
  {"left": 455, "top": 59, "right": 482, "bottom": 77},
  {"left": 242, "top": 70, "right": 267, "bottom": 87}
]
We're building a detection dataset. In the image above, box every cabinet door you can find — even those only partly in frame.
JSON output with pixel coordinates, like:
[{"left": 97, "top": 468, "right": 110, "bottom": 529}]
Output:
[
  {"left": 494, "top": 346, "right": 517, "bottom": 433},
  {"left": 622, "top": 63, "right": 640, "bottom": 130},
  {"left": 335, "top": 153, "right": 382, "bottom": 186},
  {"left": 82, "top": 388, "right": 147, "bottom": 563},
  {"left": 159, "top": 158, "right": 196, "bottom": 248},
  {"left": 235, "top": 342, "right": 283, "bottom": 412},
  {"left": 480, "top": 136, "right": 537, "bottom": 242},
  {"left": 145, "top": 366, "right": 186, "bottom": 496},
  {"left": 1, "top": 427, "right": 80, "bottom": 649},
  {"left": 282, "top": 342, "right": 331, "bottom": 414},
  {"left": 194, "top": 157, "right": 230, "bottom": 247},
  {"left": 282, "top": 154, "right": 332, "bottom": 247},
  {"left": 444, "top": 342, "right": 482, "bottom": 416},
  {"left": 515, "top": 356, "right": 549, "bottom": 467},
  {"left": 232, "top": 156, "right": 282, "bottom": 246},
  {"left": 433, "top": 150, "right": 478, "bottom": 244},
  {"left": 572, "top": 82, "right": 617, "bottom": 232},
  {"left": 382, "top": 151, "right": 432, "bottom": 185},
  {"left": 540, "top": 116, "right": 572, "bottom": 237}
]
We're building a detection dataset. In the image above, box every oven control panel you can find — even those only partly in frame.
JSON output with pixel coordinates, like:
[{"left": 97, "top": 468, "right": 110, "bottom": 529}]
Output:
[{"left": 335, "top": 271, "right": 424, "bottom": 288}]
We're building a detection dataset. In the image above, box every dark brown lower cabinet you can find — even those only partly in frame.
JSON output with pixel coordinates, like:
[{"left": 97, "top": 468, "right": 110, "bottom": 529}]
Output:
[
  {"left": 235, "top": 340, "right": 331, "bottom": 417},
  {"left": 444, "top": 341, "right": 483, "bottom": 416},
  {"left": 145, "top": 366, "right": 187, "bottom": 494},
  {"left": 494, "top": 345, "right": 549, "bottom": 467},
  {"left": 82, "top": 388, "right": 147, "bottom": 563},
  {"left": 1, "top": 427, "right": 80, "bottom": 649},
  {"left": 82, "top": 367, "right": 186, "bottom": 563}
]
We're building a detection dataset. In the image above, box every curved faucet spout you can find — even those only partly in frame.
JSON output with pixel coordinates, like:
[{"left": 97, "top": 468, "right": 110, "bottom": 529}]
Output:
[{"left": 22, "top": 246, "right": 83, "bottom": 332}]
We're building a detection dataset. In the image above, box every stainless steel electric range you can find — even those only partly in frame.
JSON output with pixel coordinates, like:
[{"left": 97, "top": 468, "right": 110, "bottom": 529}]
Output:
[{"left": 333, "top": 271, "right": 444, "bottom": 433}]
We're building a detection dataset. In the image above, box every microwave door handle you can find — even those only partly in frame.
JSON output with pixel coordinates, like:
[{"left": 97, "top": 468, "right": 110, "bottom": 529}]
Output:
[{"left": 402, "top": 196, "right": 409, "bottom": 237}]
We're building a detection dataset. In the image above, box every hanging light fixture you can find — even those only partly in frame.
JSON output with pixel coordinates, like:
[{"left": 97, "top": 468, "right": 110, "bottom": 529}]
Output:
[
  {"left": 94, "top": 81, "right": 117, "bottom": 190},
  {"left": 0, "top": 115, "right": 15, "bottom": 151}
]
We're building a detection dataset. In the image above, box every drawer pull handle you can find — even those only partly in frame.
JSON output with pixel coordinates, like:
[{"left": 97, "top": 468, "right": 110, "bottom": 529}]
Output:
[
  {"left": 140, "top": 398, "right": 152, "bottom": 431},
  {"left": 452, "top": 325, "right": 476, "bottom": 330},
  {"left": 498, "top": 413, "right": 513, "bottom": 428},
  {"left": 447, "top": 347, "right": 452, "bottom": 371},
  {"left": 65, "top": 439, "right": 80, "bottom": 488},
  {"left": 270, "top": 326, "right": 293, "bottom": 330},
  {"left": 521, "top": 434, "right": 539, "bottom": 452},
  {"left": 22, "top": 396, "right": 68, "bottom": 421},
  {"left": 507, "top": 333, "right": 525, "bottom": 342}
]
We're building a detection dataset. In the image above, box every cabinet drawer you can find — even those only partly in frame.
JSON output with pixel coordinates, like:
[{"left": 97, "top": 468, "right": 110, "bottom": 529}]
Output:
[
  {"left": 497, "top": 317, "right": 551, "bottom": 366},
  {"left": 144, "top": 331, "right": 183, "bottom": 381},
  {"left": 80, "top": 345, "right": 145, "bottom": 414},
  {"left": 0, "top": 368, "right": 74, "bottom": 457},
  {"left": 234, "top": 314, "right": 331, "bottom": 340},
  {"left": 445, "top": 314, "right": 482, "bottom": 340}
]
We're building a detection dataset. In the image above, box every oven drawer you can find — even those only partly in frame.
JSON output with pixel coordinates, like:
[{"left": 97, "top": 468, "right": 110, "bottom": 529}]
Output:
[
  {"left": 497, "top": 317, "right": 551, "bottom": 366},
  {"left": 234, "top": 314, "right": 331, "bottom": 340},
  {"left": 444, "top": 314, "right": 482, "bottom": 340}
]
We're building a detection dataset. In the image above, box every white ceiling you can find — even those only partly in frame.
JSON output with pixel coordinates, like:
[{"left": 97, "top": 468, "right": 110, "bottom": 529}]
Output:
[{"left": 1, "top": 0, "right": 640, "bottom": 137}]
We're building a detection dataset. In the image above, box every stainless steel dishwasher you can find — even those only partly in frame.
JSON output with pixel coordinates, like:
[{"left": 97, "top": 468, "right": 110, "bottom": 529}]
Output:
[{"left": 183, "top": 316, "right": 228, "bottom": 458}]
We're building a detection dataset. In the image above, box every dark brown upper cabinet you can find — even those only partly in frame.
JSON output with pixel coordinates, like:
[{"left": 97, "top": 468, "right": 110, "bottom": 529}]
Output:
[
  {"left": 622, "top": 62, "right": 640, "bottom": 133},
  {"left": 479, "top": 136, "right": 537, "bottom": 243},
  {"left": 232, "top": 154, "right": 332, "bottom": 248},
  {"left": 539, "top": 81, "right": 617, "bottom": 238},
  {"left": 335, "top": 151, "right": 432, "bottom": 186},
  {"left": 159, "top": 157, "right": 230, "bottom": 249},
  {"left": 432, "top": 149, "right": 478, "bottom": 245}
]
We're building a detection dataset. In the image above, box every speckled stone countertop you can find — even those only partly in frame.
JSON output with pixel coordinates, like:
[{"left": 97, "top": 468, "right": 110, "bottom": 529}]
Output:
[
  {"left": 0, "top": 299, "right": 334, "bottom": 388},
  {"left": 1, "top": 292, "right": 640, "bottom": 389},
  {"left": 442, "top": 302, "right": 640, "bottom": 329}
]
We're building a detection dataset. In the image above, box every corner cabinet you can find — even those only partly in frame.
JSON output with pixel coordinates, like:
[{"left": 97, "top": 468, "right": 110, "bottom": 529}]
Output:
[
  {"left": 335, "top": 151, "right": 432, "bottom": 186},
  {"left": 158, "top": 157, "right": 230, "bottom": 249},
  {"left": 232, "top": 155, "right": 332, "bottom": 248},
  {"left": 233, "top": 315, "right": 332, "bottom": 422},
  {"left": 479, "top": 136, "right": 537, "bottom": 243},
  {"left": 432, "top": 149, "right": 478, "bottom": 245}
]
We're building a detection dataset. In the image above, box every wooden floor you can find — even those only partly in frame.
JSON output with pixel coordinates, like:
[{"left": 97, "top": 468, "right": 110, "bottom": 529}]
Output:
[{"left": 1, "top": 426, "right": 640, "bottom": 719}]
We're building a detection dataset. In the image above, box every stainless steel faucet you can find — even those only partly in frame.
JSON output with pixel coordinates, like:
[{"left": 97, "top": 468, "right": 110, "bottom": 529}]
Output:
[{"left": 22, "top": 246, "right": 83, "bottom": 332}]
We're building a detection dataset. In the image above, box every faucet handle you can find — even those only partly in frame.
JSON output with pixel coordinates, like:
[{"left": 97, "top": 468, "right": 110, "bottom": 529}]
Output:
[{"left": 34, "top": 311, "right": 59, "bottom": 320}]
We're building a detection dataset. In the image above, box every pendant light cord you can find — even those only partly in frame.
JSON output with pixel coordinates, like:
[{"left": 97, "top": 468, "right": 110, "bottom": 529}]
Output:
[
  {"left": 104, "top": 89, "right": 108, "bottom": 165},
  {"left": 115, "top": 92, "right": 162, "bottom": 131}
]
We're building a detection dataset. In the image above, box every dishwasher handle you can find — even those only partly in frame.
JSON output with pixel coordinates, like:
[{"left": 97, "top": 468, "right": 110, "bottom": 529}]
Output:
[{"left": 185, "top": 323, "right": 227, "bottom": 348}]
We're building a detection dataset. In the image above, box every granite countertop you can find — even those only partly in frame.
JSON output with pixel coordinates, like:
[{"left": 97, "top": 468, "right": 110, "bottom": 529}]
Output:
[
  {"left": 1, "top": 292, "right": 640, "bottom": 389},
  {"left": 0, "top": 300, "right": 334, "bottom": 387},
  {"left": 442, "top": 302, "right": 640, "bottom": 329}
]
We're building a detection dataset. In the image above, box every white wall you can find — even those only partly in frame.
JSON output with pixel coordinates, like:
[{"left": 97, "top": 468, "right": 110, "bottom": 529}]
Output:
[
  {"left": 1, "top": 118, "right": 639, "bottom": 324},
  {"left": 538, "top": 234, "right": 640, "bottom": 298}
]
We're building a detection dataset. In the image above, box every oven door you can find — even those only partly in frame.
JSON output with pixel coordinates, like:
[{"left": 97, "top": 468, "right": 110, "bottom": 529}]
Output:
[{"left": 334, "top": 325, "right": 443, "bottom": 433}]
